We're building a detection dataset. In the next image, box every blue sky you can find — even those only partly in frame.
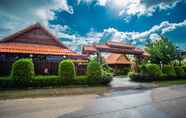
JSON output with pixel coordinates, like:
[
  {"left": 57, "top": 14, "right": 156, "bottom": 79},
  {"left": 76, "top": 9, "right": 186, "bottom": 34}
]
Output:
[{"left": 0, "top": 0, "right": 186, "bottom": 51}]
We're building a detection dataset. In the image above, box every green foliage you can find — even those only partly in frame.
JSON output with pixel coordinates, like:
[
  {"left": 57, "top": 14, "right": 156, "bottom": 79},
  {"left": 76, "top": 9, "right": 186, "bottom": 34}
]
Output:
[
  {"left": 162, "top": 65, "right": 176, "bottom": 77},
  {"left": 145, "top": 64, "right": 162, "bottom": 79},
  {"left": 182, "top": 65, "right": 186, "bottom": 73},
  {"left": 31, "top": 75, "right": 61, "bottom": 87},
  {"left": 11, "top": 59, "right": 35, "bottom": 87},
  {"left": 145, "top": 36, "right": 176, "bottom": 64},
  {"left": 140, "top": 64, "right": 148, "bottom": 74},
  {"left": 174, "top": 66, "right": 184, "bottom": 77},
  {"left": 114, "top": 68, "right": 130, "bottom": 75},
  {"left": 128, "top": 72, "right": 139, "bottom": 81},
  {"left": 87, "top": 60, "right": 102, "bottom": 79},
  {"left": 58, "top": 60, "right": 76, "bottom": 80}
]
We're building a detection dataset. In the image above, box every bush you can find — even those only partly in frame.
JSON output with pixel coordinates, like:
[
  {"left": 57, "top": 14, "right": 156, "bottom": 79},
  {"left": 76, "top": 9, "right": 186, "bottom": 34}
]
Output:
[
  {"left": 87, "top": 60, "right": 102, "bottom": 79},
  {"left": 58, "top": 60, "right": 76, "bottom": 80},
  {"left": 182, "top": 65, "right": 186, "bottom": 73},
  {"left": 162, "top": 65, "right": 176, "bottom": 78},
  {"left": 31, "top": 75, "right": 61, "bottom": 87},
  {"left": 174, "top": 66, "right": 184, "bottom": 78},
  {"left": 145, "top": 64, "right": 162, "bottom": 79},
  {"left": 140, "top": 64, "right": 147, "bottom": 74},
  {"left": 128, "top": 72, "right": 154, "bottom": 82},
  {"left": 128, "top": 72, "right": 139, "bottom": 81},
  {"left": 0, "top": 78, "right": 16, "bottom": 89},
  {"left": 11, "top": 59, "right": 35, "bottom": 88}
]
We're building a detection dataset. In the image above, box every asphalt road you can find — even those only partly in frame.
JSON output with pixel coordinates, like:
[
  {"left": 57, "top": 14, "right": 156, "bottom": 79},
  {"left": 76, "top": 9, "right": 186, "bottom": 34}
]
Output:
[{"left": 1, "top": 85, "right": 186, "bottom": 118}]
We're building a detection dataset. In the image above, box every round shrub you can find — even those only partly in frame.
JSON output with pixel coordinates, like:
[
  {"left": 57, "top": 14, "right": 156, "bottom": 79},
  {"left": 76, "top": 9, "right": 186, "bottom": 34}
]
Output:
[
  {"left": 87, "top": 60, "right": 102, "bottom": 79},
  {"left": 174, "top": 66, "right": 184, "bottom": 78},
  {"left": 140, "top": 64, "right": 148, "bottom": 74},
  {"left": 58, "top": 60, "right": 76, "bottom": 80},
  {"left": 145, "top": 64, "right": 162, "bottom": 79},
  {"left": 11, "top": 59, "right": 35, "bottom": 87},
  {"left": 162, "top": 65, "right": 176, "bottom": 77}
]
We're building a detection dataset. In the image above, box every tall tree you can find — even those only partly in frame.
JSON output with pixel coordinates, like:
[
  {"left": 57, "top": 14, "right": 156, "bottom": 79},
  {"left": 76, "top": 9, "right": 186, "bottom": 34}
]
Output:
[{"left": 145, "top": 36, "right": 176, "bottom": 64}]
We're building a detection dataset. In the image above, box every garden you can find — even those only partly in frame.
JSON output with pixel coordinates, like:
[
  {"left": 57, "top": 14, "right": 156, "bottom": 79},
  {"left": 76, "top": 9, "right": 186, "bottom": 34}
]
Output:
[
  {"left": 129, "top": 36, "right": 186, "bottom": 83},
  {"left": 0, "top": 59, "right": 113, "bottom": 89}
]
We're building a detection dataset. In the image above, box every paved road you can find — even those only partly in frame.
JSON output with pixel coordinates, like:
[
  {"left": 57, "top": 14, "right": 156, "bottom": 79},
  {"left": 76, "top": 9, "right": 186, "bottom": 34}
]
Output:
[{"left": 1, "top": 85, "right": 186, "bottom": 118}]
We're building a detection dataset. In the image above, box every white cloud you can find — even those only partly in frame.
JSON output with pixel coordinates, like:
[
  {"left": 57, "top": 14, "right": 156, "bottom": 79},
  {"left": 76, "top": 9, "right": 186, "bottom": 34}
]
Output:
[
  {"left": 79, "top": 0, "right": 183, "bottom": 20},
  {"left": 49, "top": 20, "right": 186, "bottom": 50},
  {"left": 0, "top": 0, "right": 73, "bottom": 37}
]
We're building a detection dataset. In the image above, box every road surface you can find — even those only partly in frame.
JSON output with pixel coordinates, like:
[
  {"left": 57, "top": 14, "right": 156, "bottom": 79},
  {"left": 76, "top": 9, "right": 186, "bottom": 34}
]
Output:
[{"left": 1, "top": 85, "right": 186, "bottom": 118}]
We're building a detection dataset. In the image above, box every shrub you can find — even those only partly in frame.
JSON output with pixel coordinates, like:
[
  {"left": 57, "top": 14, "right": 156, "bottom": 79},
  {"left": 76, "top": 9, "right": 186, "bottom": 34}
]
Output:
[
  {"left": 182, "top": 65, "right": 186, "bottom": 73},
  {"left": 145, "top": 64, "right": 162, "bottom": 79},
  {"left": 11, "top": 59, "right": 35, "bottom": 88},
  {"left": 128, "top": 72, "right": 139, "bottom": 81},
  {"left": 87, "top": 60, "right": 102, "bottom": 79},
  {"left": 128, "top": 71, "right": 155, "bottom": 82},
  {"left": 0, "top": 77, "right": 16, "bottom": 89},
  {"left": 58, "top": 60, "right": 76, "bottom": 80},
  {"left": 31, "top": 75, "right": 61, "bottom": 87},
  {"left": 140, "top": 64, "right": 147, "bottom": 74},
  {"left": 174, "top": 66, "right": 184, "bottom": 78},
  {"left": 162, "top": 65, "right": 176, "bottom": 78}
]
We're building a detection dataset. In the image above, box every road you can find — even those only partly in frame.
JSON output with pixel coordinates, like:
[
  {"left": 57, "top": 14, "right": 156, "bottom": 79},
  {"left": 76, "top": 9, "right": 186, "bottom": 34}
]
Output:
[{"left": 1, "top": 85, "right": 186, "bottom": 118}]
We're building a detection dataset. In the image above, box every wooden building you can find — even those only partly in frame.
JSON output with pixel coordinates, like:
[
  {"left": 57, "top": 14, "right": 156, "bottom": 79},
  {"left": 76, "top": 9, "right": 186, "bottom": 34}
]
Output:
[
  {"left": 0, "top": 23, "right": 87, "bottom": 75},
  {"left": 82, "top": 41, "right": 149, "bottom": 73},
  {"left": 104, "top": 53, "right": 131, "bottom": 75}
]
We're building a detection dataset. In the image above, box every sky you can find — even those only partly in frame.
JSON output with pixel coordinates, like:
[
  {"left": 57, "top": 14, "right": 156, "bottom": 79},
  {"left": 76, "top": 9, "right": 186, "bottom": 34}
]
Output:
[{"left": 0, "top": 0, "right": 186, "bottom": 51}]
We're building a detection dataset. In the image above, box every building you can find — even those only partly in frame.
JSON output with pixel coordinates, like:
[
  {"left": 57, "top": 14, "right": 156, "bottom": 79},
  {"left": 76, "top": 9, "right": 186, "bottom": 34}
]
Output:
[
  {"left": 104, "top": 53, "right": 132, "bottom": 75},
  {"left": 0, "top": 23, "right": 87, "bottom": 75}
]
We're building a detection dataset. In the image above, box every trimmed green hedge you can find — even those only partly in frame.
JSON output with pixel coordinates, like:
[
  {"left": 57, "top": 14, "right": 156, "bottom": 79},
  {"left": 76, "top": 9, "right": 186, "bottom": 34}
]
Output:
[
  {"left": 174, "top": 66, "right": 184, "bottom": 77},
  {"left": 0, "top": 75, "right": 112, "bottom": 88},
  {"left": 87, "top": 60, "right": 102, "bottom": 79},
  {"left": 11, "top": 59, "right": 35, "bottom": 88},
  {"left": 58, "top": 60, "right": 76, "bottom": 80},
  {"left": 162, "top": 65, "right": 176, "bottom": 77},
  {"left": 129, "top": 63, "right": 186, "bottom": 82},
  {"left": 145, "top": 64, "right": 162, "bottom": 79}
]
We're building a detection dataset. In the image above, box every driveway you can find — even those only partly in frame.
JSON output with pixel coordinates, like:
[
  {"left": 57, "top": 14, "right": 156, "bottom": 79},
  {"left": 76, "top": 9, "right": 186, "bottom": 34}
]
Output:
[{"left": 1, "top": 85, "right": 186, "bottom": 118}]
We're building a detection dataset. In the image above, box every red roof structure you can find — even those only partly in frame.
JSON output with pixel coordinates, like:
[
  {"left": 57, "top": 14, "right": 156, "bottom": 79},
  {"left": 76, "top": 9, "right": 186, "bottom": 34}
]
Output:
[
  {"left": 0, "top": 23, "right": 85, "bottom": 58},
  {"left": 82, "top": 41, "right": 144, "bottom": 55},
  {"left": 105, "top": 53, "right": 131, "bottom": 65}
]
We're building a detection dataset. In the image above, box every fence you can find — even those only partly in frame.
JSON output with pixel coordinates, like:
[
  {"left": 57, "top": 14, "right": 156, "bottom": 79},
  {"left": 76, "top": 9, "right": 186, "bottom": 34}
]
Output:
[{"left": 0, "top": 60, "right": 87, "bottom": 76}]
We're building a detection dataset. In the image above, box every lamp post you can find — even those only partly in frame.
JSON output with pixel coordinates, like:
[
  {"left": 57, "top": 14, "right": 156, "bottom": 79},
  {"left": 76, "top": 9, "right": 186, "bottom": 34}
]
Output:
[{"left": 160, "top": 61, "right": 163, "bottom": 70}]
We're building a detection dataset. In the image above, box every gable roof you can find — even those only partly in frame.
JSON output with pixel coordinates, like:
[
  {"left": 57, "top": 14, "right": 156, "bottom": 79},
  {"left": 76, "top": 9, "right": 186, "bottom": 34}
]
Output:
[
  {"left": 1, "top": 23, "right": 68, "bottom": 49},
  {"left": 0, "top": 23, "right": 86, "bottom": 57},
  {"left": 105, "top": 53, "right": 131, "bottom": 65}
]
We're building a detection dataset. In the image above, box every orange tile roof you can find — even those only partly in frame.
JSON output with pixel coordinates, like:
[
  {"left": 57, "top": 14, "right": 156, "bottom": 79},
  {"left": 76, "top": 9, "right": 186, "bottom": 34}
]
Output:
[
  {"left": 105, "top": 53, "right": 131, "bottom": 65},
  {"left": 106, "top": 41, "right": 134, "bottom": 49},
  {"left": 0, "top": 43, "right": 79, "bottom": 56}
]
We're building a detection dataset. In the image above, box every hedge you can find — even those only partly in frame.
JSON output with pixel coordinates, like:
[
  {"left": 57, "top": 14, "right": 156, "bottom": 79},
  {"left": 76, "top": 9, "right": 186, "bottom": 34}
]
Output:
[
  {"left": 0, "top": 75, "right": 112, "bottom": 89},
  {"left": 11, "top": 59, "right": 35, "bottom": 88},
  {"left": 58, "top": 60, "right": 76, "bottom": 80},
  {"left": 162, "top": 65, "right": 176, "bottom": 78},
  {"left": 87, "top": 60, "right": 102, "bottom": 79},
  {"left": 145, "top": 64, "right": 162, "bottom": 79},
  {"left": 174, "top": 66, "right": 184, "bottom": 77}
]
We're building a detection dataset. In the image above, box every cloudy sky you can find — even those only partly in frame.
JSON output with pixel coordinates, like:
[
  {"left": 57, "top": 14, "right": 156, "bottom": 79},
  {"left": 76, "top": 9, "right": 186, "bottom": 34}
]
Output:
[{"left": 0, "top": 0, "right": 186, "bottom": 51}]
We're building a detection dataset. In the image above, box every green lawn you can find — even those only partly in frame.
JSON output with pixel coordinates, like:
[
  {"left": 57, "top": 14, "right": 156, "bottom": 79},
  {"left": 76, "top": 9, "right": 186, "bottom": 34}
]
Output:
[
  {"left": 155, "top": 79, "right": 186, "bottom": 86},
  {"left": 0, "top": 86, "right": 110, "bottom": 100}
]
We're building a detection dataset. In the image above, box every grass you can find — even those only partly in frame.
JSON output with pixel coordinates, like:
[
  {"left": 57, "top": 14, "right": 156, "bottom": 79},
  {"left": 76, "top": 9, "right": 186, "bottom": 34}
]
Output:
[
  {"left": 0, "top": 86, "right": 110, "bottom": 100},
  {"left": 154, "top": 79, "right": 186, "bottom": 86}
]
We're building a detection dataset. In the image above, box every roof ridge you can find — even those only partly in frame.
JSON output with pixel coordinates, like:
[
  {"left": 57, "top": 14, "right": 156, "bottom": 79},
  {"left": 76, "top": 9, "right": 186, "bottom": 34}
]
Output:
[{"left": 0, "top": 23, "right": 70, "bottom": 50}]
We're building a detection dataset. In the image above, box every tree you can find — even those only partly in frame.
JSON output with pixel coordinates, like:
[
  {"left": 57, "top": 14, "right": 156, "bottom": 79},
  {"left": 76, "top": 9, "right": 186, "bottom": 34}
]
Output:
[{"left": 145, "top": 36, "right": 176, "bottom": 64}]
